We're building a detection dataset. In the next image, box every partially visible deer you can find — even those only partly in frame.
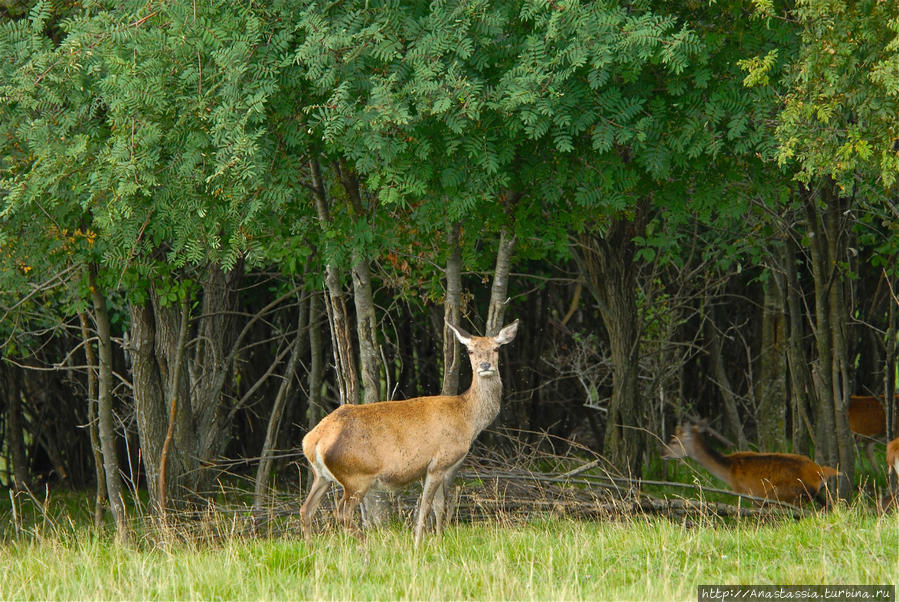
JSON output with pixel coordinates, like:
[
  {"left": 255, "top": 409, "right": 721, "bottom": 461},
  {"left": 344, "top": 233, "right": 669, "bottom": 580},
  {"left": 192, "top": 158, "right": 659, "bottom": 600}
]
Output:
[
  {"left": 849, "top": 394, "right": 899, "bottom": 470},
  {"left": 662, "top": 423, "right": 840, "bottom": 505},
  {"left": 886, "top": 438, "right": 899, "bottom": 511},
  {"left": 887, "top": 438, "right": 899, "bottom": 479},
  {"left": 299, "top": 319, "right": 519, "bottom": 547}
]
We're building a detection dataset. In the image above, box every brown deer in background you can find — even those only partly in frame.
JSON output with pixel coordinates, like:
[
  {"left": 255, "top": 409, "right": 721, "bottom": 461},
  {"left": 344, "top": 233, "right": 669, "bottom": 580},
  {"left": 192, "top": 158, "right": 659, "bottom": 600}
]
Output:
[
  {"left": 300, "top": 319, "right": 519, "bottom": 547},
  {"left": 848, "top": 394, "right": 898, "bottom": 470},
  {"left": 662, "top": 423, "right": 840, "bottom": 505}
]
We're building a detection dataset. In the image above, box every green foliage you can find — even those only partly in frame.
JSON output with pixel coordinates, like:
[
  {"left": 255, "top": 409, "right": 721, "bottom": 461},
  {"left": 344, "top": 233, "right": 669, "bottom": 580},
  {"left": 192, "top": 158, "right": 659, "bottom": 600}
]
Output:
[
  {"left": 775, "top": 0, "right": 899, "bottom": 190},
  {"left": 0, "top": 1, "right": 313, "bottom": 275},
  {"left": 1, "top": 0, "right": 893, "bottom": 356},
  {"left": 0, "top": 0, "right": 806, "bottom": 304}
]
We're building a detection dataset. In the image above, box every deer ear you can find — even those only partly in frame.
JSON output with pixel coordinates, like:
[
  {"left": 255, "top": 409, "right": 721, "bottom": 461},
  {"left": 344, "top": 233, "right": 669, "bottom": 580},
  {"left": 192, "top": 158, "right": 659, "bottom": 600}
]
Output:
[
  {"left": 494, "top": 319, "right": 519, "bottom": 345},
  {"left": 445, "top": 320, "right": 472, "bottom": 346}
]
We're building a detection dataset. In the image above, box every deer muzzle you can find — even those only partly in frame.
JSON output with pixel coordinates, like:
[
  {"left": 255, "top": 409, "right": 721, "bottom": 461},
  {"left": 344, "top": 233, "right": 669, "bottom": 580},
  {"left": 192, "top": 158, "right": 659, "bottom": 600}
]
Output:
[{"left": 478, "top": 362, "right": 495, "bottom": 376}]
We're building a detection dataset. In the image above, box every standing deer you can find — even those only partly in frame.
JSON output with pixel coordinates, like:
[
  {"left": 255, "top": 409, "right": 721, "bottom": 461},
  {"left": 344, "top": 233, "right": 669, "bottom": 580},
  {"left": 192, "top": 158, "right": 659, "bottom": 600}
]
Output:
[
  {"left": 299, "top": 319, "right": 519, "bottom": 547},
  {"left": 662, "top": 423, "right": 840, "bottom": 504}
]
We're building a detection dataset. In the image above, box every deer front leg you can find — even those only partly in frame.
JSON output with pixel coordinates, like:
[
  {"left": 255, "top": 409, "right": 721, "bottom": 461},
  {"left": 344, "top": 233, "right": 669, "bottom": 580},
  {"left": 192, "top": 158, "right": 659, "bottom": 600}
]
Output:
[{"left": 431, "top": 457, "right": 465, "bottom": 536}]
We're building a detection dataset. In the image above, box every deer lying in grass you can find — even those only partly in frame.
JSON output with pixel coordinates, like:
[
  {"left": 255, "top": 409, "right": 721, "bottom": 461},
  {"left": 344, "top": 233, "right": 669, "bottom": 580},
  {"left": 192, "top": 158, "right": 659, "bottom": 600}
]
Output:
[
  {"left": 300, "top": 319, "right": 519, "bottom": 547},
  {"left": 849, "top": 394, "right": 898, "bottom": 470},
  {"left": 662, "top": 423, "right": 840, "bottom": 505}
]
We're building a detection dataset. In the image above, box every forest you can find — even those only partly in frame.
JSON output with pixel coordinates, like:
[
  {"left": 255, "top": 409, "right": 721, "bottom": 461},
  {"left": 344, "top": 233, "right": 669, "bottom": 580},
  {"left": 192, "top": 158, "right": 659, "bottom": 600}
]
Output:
[{"left": 1, "top": 0, "right": 898, "bottom": 543}]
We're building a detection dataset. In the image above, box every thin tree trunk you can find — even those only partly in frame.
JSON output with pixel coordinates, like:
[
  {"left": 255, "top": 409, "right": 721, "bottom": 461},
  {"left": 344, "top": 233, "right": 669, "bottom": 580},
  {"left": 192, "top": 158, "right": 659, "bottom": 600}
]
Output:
[
  {"left": 340, "top": 162, "right": 389, "bottom": 525},
  {"left": 783, "top": 239, "right": 814, "bottom": 456},
  {"left": 704, "top": 310, "right": 747, "bottom": 448},
  {"left": 306, "top": 290, "right": 325, "bottom": 493},
  {"left": 442, "top": 222, "right": 463, "bottom": 395},
  {"left": 88, "top": 266, "right": 130, "bottom": 541},
  {"left": 351, "top": 253, "right": 381, "bottom": 404},
  {"left": 3, "top": 365, "right": 29, "bottom": 492},
  {"left": 157, "top": 295, "right": 190, "bottom": 517},
  {"left": 803, "top": 190, "right": 837, "bottom": 466},
  {"left": 885, "top": 273, "right": 897, "bottom": 439},
  {"left": 79, "top": 312, "right": 106, "bottom": 527},
  {"left": 486, "top": 226, "right": 516, "bottom": 336},
  {"left": 824, "top": 197, "right": 854, "bottom": 495},
  {"left": 254, "top": 289, "right": 309, "bottom": 512},
  {"left": 310, "top": 158, "right": 358, "bottom": 405},
  {"left": 341, "top": 165, "right": 382, "bottom": 404},
  {"left": 757, "top": 266, "right": 787, "bottom": 451}
]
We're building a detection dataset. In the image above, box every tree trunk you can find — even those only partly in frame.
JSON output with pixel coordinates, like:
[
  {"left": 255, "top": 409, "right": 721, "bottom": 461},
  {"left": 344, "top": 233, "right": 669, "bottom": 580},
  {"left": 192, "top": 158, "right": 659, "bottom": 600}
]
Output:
[
  {"left": 783, "top": 239, "right": 813, "bottom": 456},
  {"left": 305, "top": 290, "right": 326, "bottom": 493},
  {"left": 129, "top": 299, "right": 171, "bottom": 507},
  {"left": 803, "top": 190, "right": 837, "bottom": 466},
  {"left": 79, "top": 312, "right": 107, "bottom": 527},
  {"left": 88, "top": 266, "right": 130, "bottom": 541},
  {"left": 340, "top": 162, "right": 389, "bottom": 525},
  {"left": 341, "top": 166, "right": 383, "bottom": 405},
  {"left": 442, "top": 222, "right": 463, "bottom": 396},
  {"left": 310, "top": 158, "right": 358, "bottom": 405},
  {"left": 885, "top": 278, "right": 897, "bottom": 439},
  {"left": 803, "top": 185, "right": 853, "bottom": 496},
  {"left": 352, "top": 253, "right": 381, "bottom": 401},
  {"left": 157, "top": 295, "right": 190, "bottom": 517},
  {"left": 600, "top": 263, "right": 642, "bottom": 476},
  {"left": 486, "top": 226, "right": 516, "bottom": 336},
  {"left": 192, "top": 262, "right": 244, "bottom": 471},
  {"left": 3, "top": 364, "right": 29, "bottom": 492},
  {"left": 574, "top": 208, "right": 648, "bottom": 476},
  {"left": 824, "top": 196, "right": 854, "bottom": 495},
  {"left": 129, "top": 262, "right": 247, "bottom": 510},
  {"left": 757, "top": 266, "right": 787, "bottom": 451},
  {"left": 254, "top": 289, "right": 309, "bottom": 512},
  {"left": 704, "top": 309, "right": 747, "bottom": 448}
]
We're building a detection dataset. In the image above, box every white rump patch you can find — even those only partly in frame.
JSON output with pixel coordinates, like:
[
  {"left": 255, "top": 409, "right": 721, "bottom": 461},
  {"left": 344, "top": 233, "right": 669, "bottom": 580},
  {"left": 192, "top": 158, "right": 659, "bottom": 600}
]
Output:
[{"left": 313, "top": 443, "right": 338, "bottom": 483}]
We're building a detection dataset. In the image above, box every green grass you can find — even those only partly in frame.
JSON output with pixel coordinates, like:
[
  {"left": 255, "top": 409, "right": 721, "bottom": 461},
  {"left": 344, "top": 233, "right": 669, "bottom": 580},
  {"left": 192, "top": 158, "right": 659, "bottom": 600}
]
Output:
[{"left": 0, "top": 505, "right": 895, "bottom": 601}]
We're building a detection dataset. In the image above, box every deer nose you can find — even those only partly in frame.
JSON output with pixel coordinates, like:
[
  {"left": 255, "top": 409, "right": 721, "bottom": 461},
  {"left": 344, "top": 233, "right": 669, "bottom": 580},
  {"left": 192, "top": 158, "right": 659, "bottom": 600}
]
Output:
[{"left": 480, "top": 362, "right": 491, "bottom": 372}]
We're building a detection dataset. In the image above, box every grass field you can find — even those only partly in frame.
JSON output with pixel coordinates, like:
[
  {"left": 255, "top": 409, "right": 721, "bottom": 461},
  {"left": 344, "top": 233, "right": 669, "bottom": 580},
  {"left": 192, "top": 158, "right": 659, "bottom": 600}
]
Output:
[{"left": 0, "top": 501, "right": 895, "bottom": 601}]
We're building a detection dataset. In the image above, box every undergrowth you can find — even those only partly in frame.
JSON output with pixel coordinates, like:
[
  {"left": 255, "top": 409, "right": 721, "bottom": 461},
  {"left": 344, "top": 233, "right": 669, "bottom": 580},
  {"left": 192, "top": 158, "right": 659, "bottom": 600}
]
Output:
[{"left": 0, "top": 496, "right": 895, "bottom": 601}]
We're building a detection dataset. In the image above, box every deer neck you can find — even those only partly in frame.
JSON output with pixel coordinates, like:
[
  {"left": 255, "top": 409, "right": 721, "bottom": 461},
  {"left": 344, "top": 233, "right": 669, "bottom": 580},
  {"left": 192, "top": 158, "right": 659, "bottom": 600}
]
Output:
[
  {"left": 685, "top": 431, "right": 734, "bottom": 487},
  {"left": 462, "top": 374, "right": 503, "bottom": 436}
]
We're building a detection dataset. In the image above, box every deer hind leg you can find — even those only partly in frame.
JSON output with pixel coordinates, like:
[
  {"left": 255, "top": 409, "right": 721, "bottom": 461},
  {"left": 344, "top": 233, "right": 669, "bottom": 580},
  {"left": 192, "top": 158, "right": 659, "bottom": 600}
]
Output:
[
  {"left": 300, "top": 471, "right": 331, "bottom": 539},
  {"left": 335, "top": 478, "right": 373, "bottom": 539}
]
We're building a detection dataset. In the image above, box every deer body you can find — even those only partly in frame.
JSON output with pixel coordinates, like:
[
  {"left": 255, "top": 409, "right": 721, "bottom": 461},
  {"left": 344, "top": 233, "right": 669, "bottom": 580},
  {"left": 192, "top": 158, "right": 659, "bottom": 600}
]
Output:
[
  {"left": 848, "top": 395, "right": 888, "bottom": 438},
  {"left": 887, "top": 438, "right": 899, "bottom": 478},
  {"left": 848, "top": 395, "right": 898, "bottom": 470},
  {"left": 300, "top": 319, "right": 519, "bottom": 546},
  {"left": 662, "top": 424, "right": 840, "bottom": 504}
]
